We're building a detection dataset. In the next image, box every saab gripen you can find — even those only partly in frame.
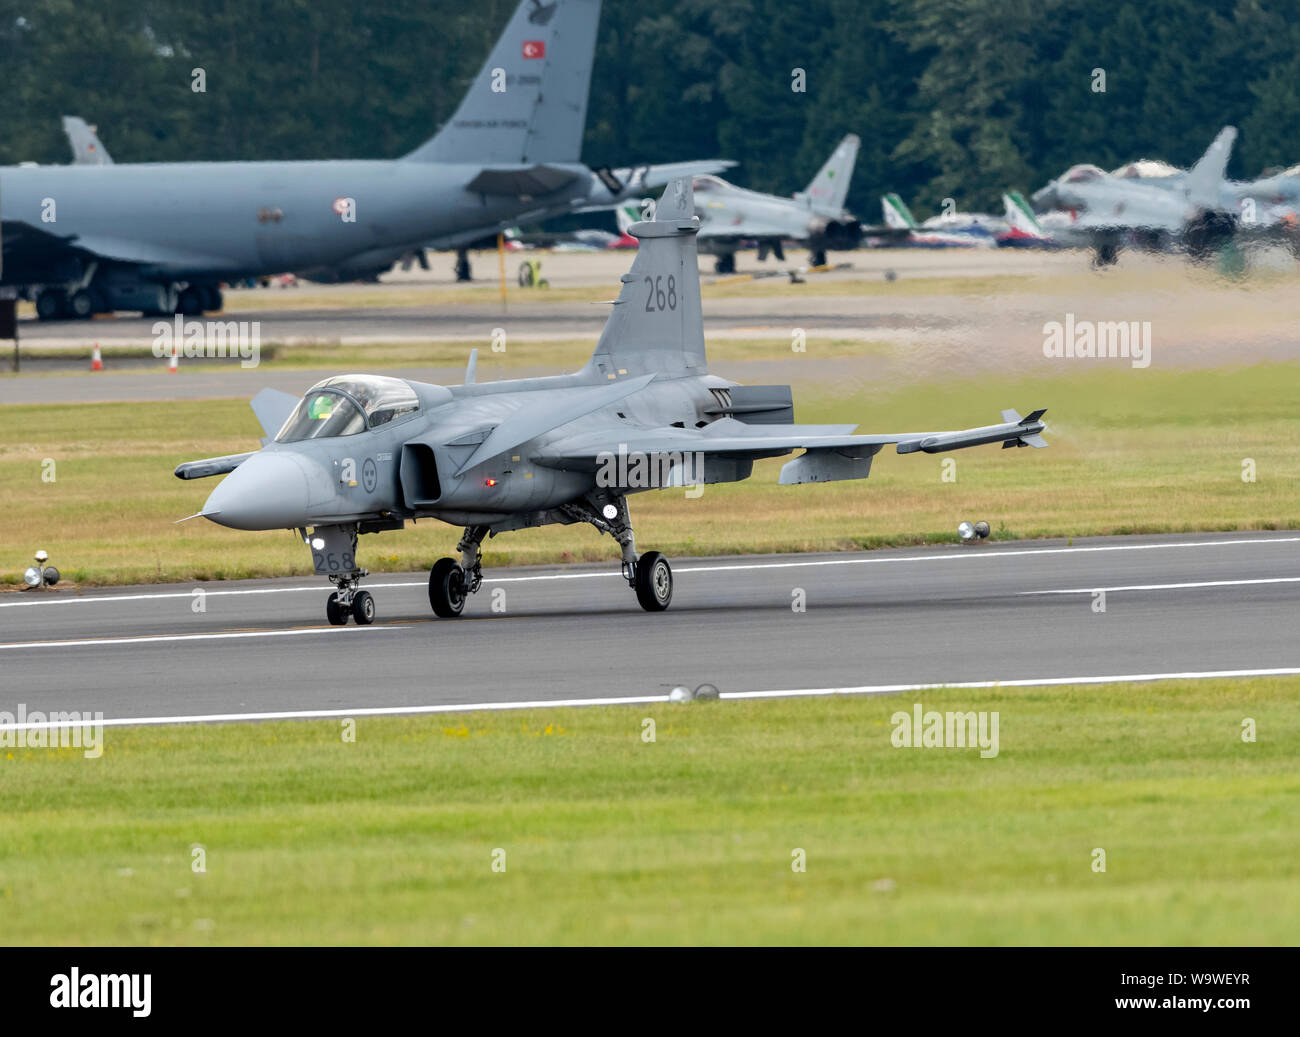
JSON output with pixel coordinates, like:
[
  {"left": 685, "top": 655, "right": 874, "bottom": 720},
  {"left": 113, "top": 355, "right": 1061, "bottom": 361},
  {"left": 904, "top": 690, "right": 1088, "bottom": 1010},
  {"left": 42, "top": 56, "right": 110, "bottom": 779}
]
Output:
[{"left": 174, "top": 178, "right": 1049, "bottom": 625}]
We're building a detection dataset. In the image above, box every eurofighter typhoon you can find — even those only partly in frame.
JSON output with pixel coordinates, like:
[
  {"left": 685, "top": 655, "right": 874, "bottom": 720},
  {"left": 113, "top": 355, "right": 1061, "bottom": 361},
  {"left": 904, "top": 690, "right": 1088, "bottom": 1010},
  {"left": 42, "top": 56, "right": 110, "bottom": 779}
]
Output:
[{"left": 174, "top": 178, "right": 1049, "bottom": 624}]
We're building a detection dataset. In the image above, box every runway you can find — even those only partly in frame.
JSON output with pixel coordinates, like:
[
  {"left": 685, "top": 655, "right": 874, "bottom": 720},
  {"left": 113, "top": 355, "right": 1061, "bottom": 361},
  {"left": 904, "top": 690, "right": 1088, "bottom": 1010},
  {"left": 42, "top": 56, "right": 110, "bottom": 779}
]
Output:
[{"left": 2, "top": 531, "right": 1297, "bottom": 727}]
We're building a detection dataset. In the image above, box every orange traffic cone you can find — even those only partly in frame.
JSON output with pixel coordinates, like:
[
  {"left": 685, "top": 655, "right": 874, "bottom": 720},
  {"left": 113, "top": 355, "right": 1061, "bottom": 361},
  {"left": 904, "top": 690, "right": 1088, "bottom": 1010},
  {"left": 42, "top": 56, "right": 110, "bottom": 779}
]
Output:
[
  {"left": 167, "top": 345, "right": 179, "bottom": 374},
  {"left": 90, "top": 343, "right": 104, "bottom": 371}
]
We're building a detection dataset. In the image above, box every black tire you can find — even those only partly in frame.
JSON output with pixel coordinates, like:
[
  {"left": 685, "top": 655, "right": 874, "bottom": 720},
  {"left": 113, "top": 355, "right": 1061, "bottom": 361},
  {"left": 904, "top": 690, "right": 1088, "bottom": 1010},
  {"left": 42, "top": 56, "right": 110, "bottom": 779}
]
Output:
[
  {"left": 810, "top": 250, "right": 827, "bottom": 267},
  {"left": 35, "top": 291, "right": 65, "bottom": 321},
  {"left": 429, "top": 557, "right": 467, "bottom": 618},
  {"left": 68, "top": 290, "right": 94, "bottom": 319},
  {"left": 177, "top": 286, "right": 205, "bottom": 315},
  {"left": 1092, "top": 241, "right": 1119, "bottom": 268},
  {"left": 518, "top": 262, "right": 534, "bottom": 287},
  {"left": 454, "top": 253, "right": 472, "bottom": 282},
  {"left": 714, "top": 255, "right": 735, "bottom": 275},
  {"left": 326, "top": 592, "right": 348, "bottom": 625},
  {"left": 634, "top": 551, "right": 673, "bottom": 612},
  {"left": 351, "top": 590, "right": 376, "bottom": 625},
  {"left": 201, "top": 285, "right": 224, "bottom": 312}
]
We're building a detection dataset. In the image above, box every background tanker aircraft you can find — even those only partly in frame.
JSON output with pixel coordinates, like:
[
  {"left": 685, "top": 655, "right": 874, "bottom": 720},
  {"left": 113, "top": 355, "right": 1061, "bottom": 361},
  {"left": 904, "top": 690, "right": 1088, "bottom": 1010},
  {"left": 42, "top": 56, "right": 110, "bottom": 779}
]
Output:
[
  {"left": 692, "top": 134, "right": 864, "bottom": 273},
  {"left": 173, "top": 178, "right": 1048, "bottom": 625},
  {"left": 0, "top": 0, "right": 729, "bottom": 317}
]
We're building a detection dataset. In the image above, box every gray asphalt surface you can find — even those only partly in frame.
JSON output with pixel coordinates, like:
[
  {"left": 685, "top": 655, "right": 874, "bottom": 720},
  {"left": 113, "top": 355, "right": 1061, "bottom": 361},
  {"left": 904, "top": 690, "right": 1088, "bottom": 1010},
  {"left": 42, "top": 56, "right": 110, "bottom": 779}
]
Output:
[
  {"left": 12, "top": 300, "right": 953, "bottom": 346},
  {"left": 2, "top": 531, "right": 1297, "bottom": 724}
]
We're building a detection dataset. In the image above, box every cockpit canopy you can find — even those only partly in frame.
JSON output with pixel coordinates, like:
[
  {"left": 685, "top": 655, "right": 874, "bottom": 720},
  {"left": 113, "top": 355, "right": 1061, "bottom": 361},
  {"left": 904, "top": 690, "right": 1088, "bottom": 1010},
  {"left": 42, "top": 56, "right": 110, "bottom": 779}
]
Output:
[
  {"left": 1061, "top": 164, "right": 1107, "bottom": 184},
  {"left": 1112, "top": 159, "right": 1179, "bottom": 179},
  {"left": 692, "top": 174, "right": 731, "bottom": 193},
  {"left": 275, "top": 375, "right": 421, "bottom": 442}
]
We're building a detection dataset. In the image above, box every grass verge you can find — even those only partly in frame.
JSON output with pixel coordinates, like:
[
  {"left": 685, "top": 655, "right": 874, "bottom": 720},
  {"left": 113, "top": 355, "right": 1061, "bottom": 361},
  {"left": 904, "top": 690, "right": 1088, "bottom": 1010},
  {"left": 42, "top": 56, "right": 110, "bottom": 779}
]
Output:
[{"left": 1, "top": 678, "right": 1295, "bottom": 945}]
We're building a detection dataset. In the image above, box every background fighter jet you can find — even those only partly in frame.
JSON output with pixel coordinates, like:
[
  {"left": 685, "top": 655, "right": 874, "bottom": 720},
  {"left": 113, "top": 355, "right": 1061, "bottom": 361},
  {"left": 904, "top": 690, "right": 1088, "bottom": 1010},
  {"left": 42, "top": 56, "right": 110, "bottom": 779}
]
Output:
[
  {"left": 693, "top": 134, "right": 863, "bottom": 273},
  {"left": 1029, "top": 127, "right": 1241, "bottom": 265},
  {"left": 0, "top": 0, "right": 731, "bottom": 317},
  {"left": 880, "top": 193, "right": 1001, "bottom": 248},
  {"left": 174, "top": 178, "right": 1048, "bottom": 625}
]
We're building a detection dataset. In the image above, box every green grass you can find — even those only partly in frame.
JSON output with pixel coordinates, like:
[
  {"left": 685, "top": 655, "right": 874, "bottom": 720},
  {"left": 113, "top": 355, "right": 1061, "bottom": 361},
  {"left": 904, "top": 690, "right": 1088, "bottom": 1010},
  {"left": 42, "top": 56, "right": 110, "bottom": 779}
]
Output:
[
  {"left": 1, "top": 361, "right": 1296, "bottom": 587},
  {"left": 1, "top": 678, "right": 1295, "bottom": 945}
]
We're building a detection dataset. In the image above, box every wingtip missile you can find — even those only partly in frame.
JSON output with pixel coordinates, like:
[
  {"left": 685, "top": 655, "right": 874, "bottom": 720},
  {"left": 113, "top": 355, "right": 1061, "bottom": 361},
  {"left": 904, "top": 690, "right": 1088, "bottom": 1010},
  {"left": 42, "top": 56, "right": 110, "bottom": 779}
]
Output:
[{"left": 898, "top": 408, "right": 1048, "bottom": 454}]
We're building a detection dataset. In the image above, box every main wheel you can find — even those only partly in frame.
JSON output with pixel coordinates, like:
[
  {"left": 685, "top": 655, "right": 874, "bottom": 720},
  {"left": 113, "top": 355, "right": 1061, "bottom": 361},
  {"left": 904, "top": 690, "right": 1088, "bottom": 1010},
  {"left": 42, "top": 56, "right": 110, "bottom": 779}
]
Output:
[
  {"left": 200, "top": 285, "right": 224, "bottom": 312},
  {"left": 35, "top": 291, "right": 65, "bottom": 321},
  {"left": 634, "top": 551, "right": 673, "bottom": 612},
  {"left": 810, "top": 250, "right": 827, "bottom": 267},
  {"left": 177, "top": 286, "right": 205, "bottom": 315},
  {"left": 68, "top": 290, "right": 95, "bottom": 319},
  {"left": 351, "top": 590, "right": 376, "bottom": 625},
  {"left": 454, "top": 253, "right": 472, "bottom": 282},
  {"left": 714, "top": 254, "right": 735, "bottom": 275},
  {"left": 326, "top": 592, "right": 348, "bottom": 625},
  {"left": 429, "top": 558, "right": 467, "bottom": 617}
]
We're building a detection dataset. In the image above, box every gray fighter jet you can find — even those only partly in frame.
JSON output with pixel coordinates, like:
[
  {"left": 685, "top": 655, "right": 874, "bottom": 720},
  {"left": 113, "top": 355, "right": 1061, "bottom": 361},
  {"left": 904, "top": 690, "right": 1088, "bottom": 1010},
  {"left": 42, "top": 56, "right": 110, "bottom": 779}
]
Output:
[
  {"left": 1030, "top": 127, "right": 1239, "bottom": 265},
  {"left": 174, "top": 178, "right": 1048, "bottom": 624},
  {"left": 694, "top": 134, "right": 863, "bottom": 273},
  {"left": 0, "top": 0, "right": 730, "bottom": 316}
]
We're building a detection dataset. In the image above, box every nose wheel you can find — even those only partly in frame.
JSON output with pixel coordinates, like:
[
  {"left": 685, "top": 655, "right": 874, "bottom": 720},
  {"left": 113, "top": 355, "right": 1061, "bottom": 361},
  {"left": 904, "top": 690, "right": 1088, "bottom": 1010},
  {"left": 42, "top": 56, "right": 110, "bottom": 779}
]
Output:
[{"left": 324, "top": 572, "right": 375, "bottom": 625}]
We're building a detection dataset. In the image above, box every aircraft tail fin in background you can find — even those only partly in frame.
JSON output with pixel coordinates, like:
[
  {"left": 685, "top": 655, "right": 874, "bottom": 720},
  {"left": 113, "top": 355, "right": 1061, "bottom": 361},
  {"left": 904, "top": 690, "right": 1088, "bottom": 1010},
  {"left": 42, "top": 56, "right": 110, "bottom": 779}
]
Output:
[
  {"left": 1184, "top": 126, "right": 1236, "bottom": 209},
  {"left": 404, "top": 0, "right": 601, "bottom": 165},
  {"left": 1002, "top": 191, "right": 1047, "bottom": 238},
  {"left": 62, "top": 116, "right": 113, "bottom": 165},
  {"left": 796, "top": 134, "right": 860, "bottom": 213},
  {"left": 881, "top": 192, "right": 918, "bottom": 230},
  {"left": 614, "top": 200, "right": 650, "bottom": 237},
  {"left": 589, "top": 178, "right": 706, "bottom": 378}
]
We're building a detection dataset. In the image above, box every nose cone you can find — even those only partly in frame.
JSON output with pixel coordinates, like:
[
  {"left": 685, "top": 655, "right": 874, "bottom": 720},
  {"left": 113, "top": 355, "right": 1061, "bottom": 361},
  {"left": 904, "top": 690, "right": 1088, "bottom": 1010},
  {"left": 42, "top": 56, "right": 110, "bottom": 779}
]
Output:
[{"left": 202, "top": 452, "right": 310, "bottom": 530}]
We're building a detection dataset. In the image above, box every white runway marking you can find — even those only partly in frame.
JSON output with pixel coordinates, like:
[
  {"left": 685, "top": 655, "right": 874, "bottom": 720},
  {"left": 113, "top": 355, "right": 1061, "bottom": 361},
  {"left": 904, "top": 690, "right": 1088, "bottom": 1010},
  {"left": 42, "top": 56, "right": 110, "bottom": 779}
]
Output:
[
  {"left": 1022, "top": 576, "right": 1300, "bottom": 595},
  {"left": 1, "top": 666, "right": 1296, "bottom": 732},
  {"left": 3, "top": 535, "right": 1297, "bottom": 610},
  {"left": 0, "top": 625, "right": 390, "bottom": 651}
]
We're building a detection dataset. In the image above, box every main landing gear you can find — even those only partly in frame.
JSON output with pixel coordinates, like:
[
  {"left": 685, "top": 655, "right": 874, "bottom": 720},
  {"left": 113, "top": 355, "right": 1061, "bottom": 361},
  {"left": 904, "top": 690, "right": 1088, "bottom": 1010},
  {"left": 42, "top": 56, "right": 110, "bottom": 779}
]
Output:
[
  {"left": 428, "top": 525, "right": 487, "bottom": 617},
  {"left": 454, "top": 249, "right": 473, "bottom": 282},
  {"left": 562, "top": 493, "right": 673, "bottom": 613},
  {"left": 422, "top": 496, "right": 676, "bottom": 620}
]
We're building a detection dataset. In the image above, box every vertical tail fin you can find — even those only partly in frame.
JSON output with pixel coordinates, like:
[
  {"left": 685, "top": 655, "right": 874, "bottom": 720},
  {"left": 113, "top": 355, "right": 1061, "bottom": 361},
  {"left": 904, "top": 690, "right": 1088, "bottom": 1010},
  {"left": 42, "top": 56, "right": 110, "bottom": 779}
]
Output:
[
  {"left": 1184, "top": 126, "right": 1236, "bottom": 209},
  {"left": 881, "top": 193, "right": 918, "bottom": 230},
  {"left": 404, "top": 0, "right": 601, "bottom": 164},
  {"left": 62, "top": 116, "right": 112, "bottom": 165},
  {"left": 588, "top": 179, "right": 706, "bottom": 378},
  {"left": 615, "top": 199, "right": 651, "bottom": 236},
  {"left": 796, "top": 134, "right": 860, "bottom": 213},
  {"left": 1002, "top": 191, "right": 1046, "bottom": 238}
]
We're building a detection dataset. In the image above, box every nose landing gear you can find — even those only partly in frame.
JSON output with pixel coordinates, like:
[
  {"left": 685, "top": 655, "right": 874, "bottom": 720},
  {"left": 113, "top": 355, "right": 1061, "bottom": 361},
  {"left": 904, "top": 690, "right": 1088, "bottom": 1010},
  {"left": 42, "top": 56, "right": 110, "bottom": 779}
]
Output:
[
  {"left": 305, "top": 525, "right": 376, "bottom": 626},
  {"left": 325, "top": 570, "right": 375, "bottom": 625}
]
